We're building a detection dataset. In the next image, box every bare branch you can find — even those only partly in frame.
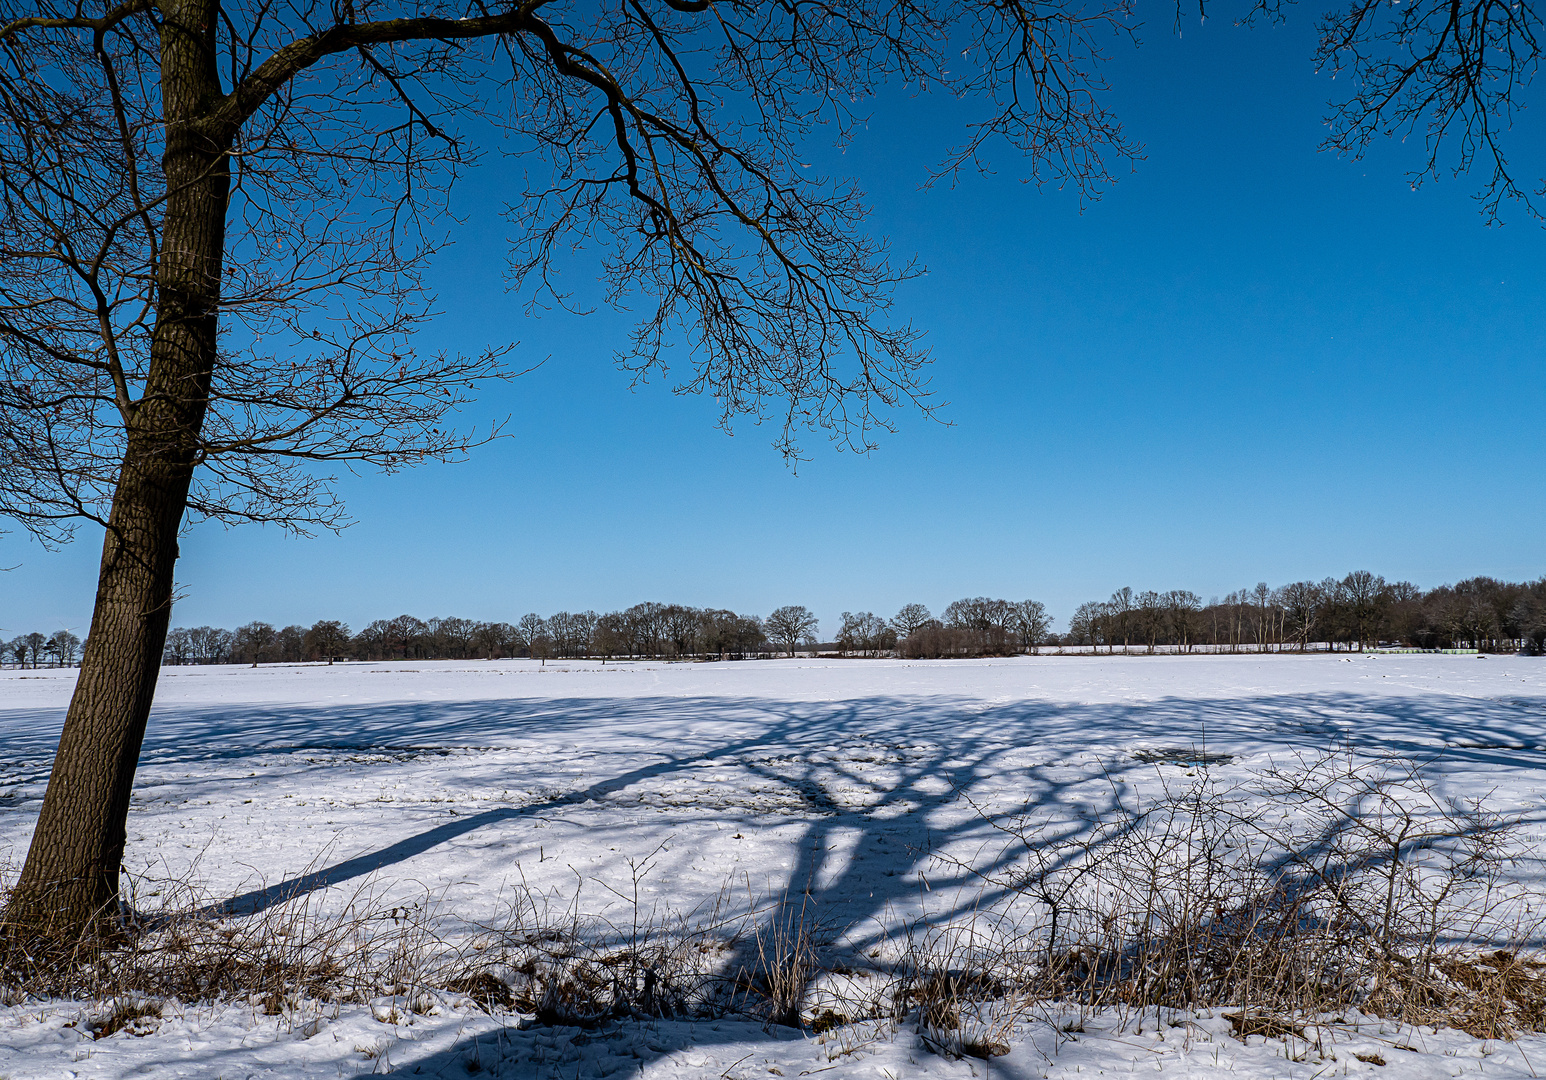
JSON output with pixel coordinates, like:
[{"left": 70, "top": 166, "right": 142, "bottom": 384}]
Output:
[{"left": 0, "top": 0, "right": 148, "bottom": 42}]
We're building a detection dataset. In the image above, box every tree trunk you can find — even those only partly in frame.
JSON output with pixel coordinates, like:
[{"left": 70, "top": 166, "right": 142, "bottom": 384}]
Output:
[
  {"left": 4, "top": 444, "right": 196, "bottom": 935},
  {"left": 4, "top": 0, "right": 229, "bottom": 941}
]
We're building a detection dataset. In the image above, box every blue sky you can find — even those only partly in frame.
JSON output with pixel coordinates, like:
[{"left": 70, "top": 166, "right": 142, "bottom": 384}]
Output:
[{"left": 4, "top": 12, "right": 1543, "bottom": 639}]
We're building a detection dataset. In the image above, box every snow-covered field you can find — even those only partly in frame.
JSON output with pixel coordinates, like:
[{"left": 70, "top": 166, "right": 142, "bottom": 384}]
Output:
[{"left": 2, "top": 653, "right": 1544, "bottom": 1079}]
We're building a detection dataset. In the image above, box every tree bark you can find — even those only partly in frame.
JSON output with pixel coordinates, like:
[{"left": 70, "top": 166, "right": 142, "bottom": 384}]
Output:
[{"left": 4, "top": 0, "right": 228, "bottom": 940}]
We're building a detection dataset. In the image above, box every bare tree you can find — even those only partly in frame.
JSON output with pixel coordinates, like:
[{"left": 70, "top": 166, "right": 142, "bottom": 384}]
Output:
[
  {"left": 835, "top": 611, "right": 862, "bottom": 657},
  {"left": 0, "top": 0, "right": 1155, "bottom": 937},
  {"left": 897, "top": 618, "right": 962, "bottom": 658},
  {"left": 1342, "top": 570, "right": 1387, "bottom": 652},
  {"left": 427, "top": 616, "right": 478, "bottom": 659},
  {"left": 697, "top": 609, "right": 765, "bottom": 660},
  {"left": 660, "top": 605, "right": 700, "bottom": 659},
  {"left": 351, "top": 621, "right": 386, "bottom": 660},
  {"left": 232, "top": 621, "right": 276, "bottom": 665},
  {"left": 1108, "top": 587, "right": 1134, "bottom": 653},
  {"left": 943, "top": 596, "right": 1015, "bottom": 654},
  {"left": 530, "top": 629, "right": 555, "bottom": 665},
  {"left": 1012, "top": 599, "right": 1051, "bottom": 655},
  {"left": 302, "top": 619, "right": 350, "bottom": 661},
  {"left": 514, "top": 613, "right": 548, "bottom": 659},
  {"left": 591, "top": 613, "right": 629, "bottom": 662},
  {"left": 162, "top": 627, "right": 191, "bottom": 666},
  {"left": 573, "top": 611, "right": 599, "bottom": 657},
  {"left": 623, "top": 602, "right": 666, "bottom": 659},
  {"left": 384, "top": 614, "right": 427, "bottom": 659},
  {"left": 1164, "top": 590, "right": 1201, "bottom": 653},
  {"left": 48, "top": 630, "right": 82, "bottom": 667},
  {"left": 469, "top": 621, "right": 512, "bottom": 660},
  {"left": 1068, "top": 600, "right": 1109, "bottom": 652},
  {"left": 544, "top": 612, "right": 576, "bottom": 657},
  {"left": 274, "top": 624, "right": 304, "bottom": 662},
  {"left": 890, "top": 603, "right": 933, "bottom": 641},
  {"left": 187, "top": 625, "right": 232, "bottom": 663},
  {"left": 1514, "top": 591, "right": 1546, "bottom": 655},
  {"left": 1249, "top": 582, "right": 1275, "bottom": 653},
  {"left": 765, "top": 605, "right": 819, "bottom": 657},
  {"left": 835, "top": 610, "right": 891, "bottom": 656},
  {"left": 1136, "top": 589, "right": 1163, "bottom": 653},
  {"left": 20, "top": 631, "right": 47, "bottom": 668},
  {"left": 1279, "top": 581, "right": 1320, "bottom": 652},
  {"left": 547, "top": 610, "right": 596, "bottom": 658},
  {"left": 861, "top": 612, "right": 897, "bottom": 656}
]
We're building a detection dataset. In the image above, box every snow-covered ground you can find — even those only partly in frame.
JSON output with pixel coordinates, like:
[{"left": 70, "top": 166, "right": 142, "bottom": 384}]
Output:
[{"left": 2, "top": 653, "right": 1544, "bottom": 1078}]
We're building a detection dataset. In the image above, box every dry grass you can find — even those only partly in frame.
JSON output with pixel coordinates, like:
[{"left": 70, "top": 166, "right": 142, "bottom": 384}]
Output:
[{"left": 0, "top": 873, "right": 466, "bottom": 1013}]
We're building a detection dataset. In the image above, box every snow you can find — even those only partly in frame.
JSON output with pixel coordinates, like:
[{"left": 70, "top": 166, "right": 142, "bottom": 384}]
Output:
[{"left": 2, "top": 653, "right": 1544, "bottom": 1078}]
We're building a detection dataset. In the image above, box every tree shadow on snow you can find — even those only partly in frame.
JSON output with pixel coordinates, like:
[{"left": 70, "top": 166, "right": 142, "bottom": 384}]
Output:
[
  {"left": 131, "top": 684, "right": 1544, "bottom": 919},
  {"left": 327, "top": 678, "right": 1546, "bottom": 1078},
  {"left": 4, "top": 677, "right": 1546, "bottom": 1079},
  {"left": 4, "top": 682, "right": 1545, "bottom": 913}
]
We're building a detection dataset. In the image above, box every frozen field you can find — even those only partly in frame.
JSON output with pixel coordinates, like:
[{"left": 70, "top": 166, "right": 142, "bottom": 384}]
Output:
[{"left": 2, "top": 653, "right": 1545, "bottom": 1079}]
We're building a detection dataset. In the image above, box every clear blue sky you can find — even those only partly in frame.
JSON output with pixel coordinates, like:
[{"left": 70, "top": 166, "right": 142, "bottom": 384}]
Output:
[{"left": 4, "top": 13, "right": 1543, "bottom": 639}]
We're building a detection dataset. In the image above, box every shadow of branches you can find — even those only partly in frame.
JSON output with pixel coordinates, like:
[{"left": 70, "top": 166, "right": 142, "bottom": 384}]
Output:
[{"left": 3, "top": 675, "right": 1546, "bottom": 1076}]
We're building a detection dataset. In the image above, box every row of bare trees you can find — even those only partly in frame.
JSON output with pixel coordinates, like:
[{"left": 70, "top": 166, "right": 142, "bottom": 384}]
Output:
[
  {"left": 1065, "top": 574, "right": 1546, "bottom": 654},
  {"left": 162, "top": 604, "right": 778, "bottom": 665},
  {"left": 2, "top": 630, "right": 81, "bottom": 668},
  {"left": 883, "top": 598, "right": 1055, "bottom": 658},
  {"left": 70, "top": 573, "right": 1546, "bottom": 669},
  {"left": 153, "top": 597, "right": 1060, "bottom": 664}
]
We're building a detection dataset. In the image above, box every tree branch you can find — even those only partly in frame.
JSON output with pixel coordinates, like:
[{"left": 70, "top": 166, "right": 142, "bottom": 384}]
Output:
[
  {"left": 215, "top": 4, "right": 553, "bottom": 133},
  {"left": 0, "top": 0, "right": 149, "bottom": 42}
]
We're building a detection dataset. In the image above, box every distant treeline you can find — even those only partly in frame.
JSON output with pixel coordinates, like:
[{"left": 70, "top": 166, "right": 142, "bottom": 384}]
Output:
[
  {"left": 2, "top": 629, "right": 81, "bottom": 669},
  {"left": 152, "top": 574, "right": 1545, "bottom": 665},
  {"left": 1064, "top": 574, "right": 1546, "bottom": 655},
  {"left": 6, "top": 573, "right": 1543, "bottom": 669},
  {"left": 153, "top": 599, "right": 1056, "bottom": 666}
]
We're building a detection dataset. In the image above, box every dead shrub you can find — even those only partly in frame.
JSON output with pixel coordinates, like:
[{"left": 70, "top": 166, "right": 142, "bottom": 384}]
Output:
[{"left": 944, "top": 747, "right": 1546, "bottom": 1037}]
